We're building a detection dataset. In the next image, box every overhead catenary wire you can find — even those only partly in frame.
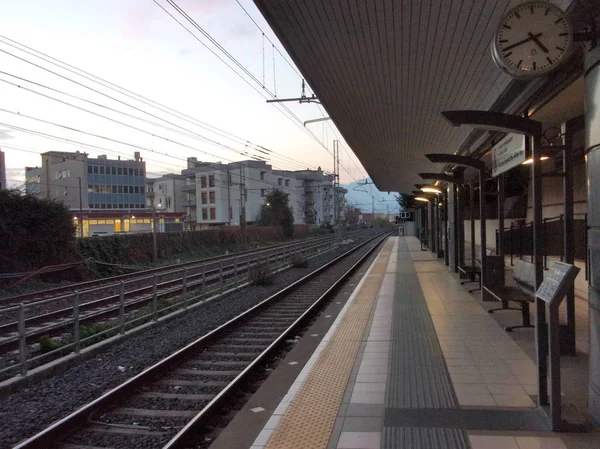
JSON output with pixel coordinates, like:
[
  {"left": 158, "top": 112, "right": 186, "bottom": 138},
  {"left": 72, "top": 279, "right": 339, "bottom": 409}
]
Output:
[{"left": 0, "top": 35, "right": 317, "bottom": 173}]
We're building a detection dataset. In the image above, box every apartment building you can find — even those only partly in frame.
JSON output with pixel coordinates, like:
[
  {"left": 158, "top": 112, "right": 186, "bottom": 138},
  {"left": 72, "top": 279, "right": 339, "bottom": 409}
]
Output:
[
  {"left": 146, "top": 174, "right": 186, "bottom": 212},
  {"left": 34, "top": 150, "right": 147, "bottom": 210},
  {"left": 182, "top": 159, "right": 297, "bottom": 230},
  {"left": 180, "top": 158, "right": 347, "bottom": 230},
  {"left": 25, "top": 166, "right": 42, "bottom": 196}
]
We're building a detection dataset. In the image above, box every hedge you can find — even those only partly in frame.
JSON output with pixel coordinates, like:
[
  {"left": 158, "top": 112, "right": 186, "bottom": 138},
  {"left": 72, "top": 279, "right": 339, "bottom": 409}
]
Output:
[{"left": 76, "top": 224, "right": 311, "bottom": 266}]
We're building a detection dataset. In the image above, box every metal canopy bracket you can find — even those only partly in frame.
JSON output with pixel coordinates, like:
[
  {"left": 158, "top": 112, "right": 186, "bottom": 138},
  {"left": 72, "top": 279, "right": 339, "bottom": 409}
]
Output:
[
  {"left": 441, "top": 110, "right": 543, "bottom": 136},
  {"left": 425, "top": 153, "right": 485, "bottom": 170}
]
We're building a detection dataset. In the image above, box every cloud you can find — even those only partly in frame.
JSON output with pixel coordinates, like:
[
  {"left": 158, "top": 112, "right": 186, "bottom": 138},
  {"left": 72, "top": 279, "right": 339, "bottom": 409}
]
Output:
[
  {"left": 124, "top": 0, "right": 227, "bottom": 39},
  {"left": 0, "top": 129, "right": 14, "bottom": 140}
]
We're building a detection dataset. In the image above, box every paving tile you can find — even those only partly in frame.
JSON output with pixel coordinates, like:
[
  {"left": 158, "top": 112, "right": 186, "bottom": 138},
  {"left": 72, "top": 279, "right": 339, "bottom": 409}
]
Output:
[
  {"left": 350, "top": 390, "right": 385, "bottom": 404},
  {"left": 264, "top": 414, "right": 282, "bottom": 430},
  {"left": 345, "top": 403, "right": 385, "bottom": 417},
  {"left": 486, "top": 384, "right": 528, "bottom": 395},
  {"left": 493, "top": 394, "right": 536, "bottom": 408},
  {"left": 341, "top": 417, "right": 383, "bottom": 432},
  {"left": 514, "top": 436, "right": 568, "bottom": 449},
  {"left": 357, "top": 365, "right": 388, "bottom": 374},
  {"left": 337, "top": 431, "right": 381, "bottom": 449},
  {"left": 480, "top": 372, "right": 520, "bottom": 384},
  {"left": 448, "top": 365, "right": 480, "bottom": 374},
  {"left": 469, "top": 435, "right": 519, "bottom": 449},
  {"left": 253, "top": 429, "right": 274, "bottom": 446},
  {"left": 352, "top": 382, "right": 386, "bottom": 392},
  {"left": 356, "top": 373, "right": 387, "bottom": 383},
  {"left": 450, "top": 372, "right": 485, "bottom": 384},
  {"left": 454, "top": 383, "right": 490, "bottom": 395},
  {"left": 456, "top": 392, "right": 496, "bottom": 407}
]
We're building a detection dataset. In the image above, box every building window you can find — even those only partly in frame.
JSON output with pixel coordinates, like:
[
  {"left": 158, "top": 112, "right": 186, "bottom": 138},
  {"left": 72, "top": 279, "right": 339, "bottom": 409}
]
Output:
[
  {"left": 112, "top": 185, "right": 117, "bottom": 194},
  {"left": 285, "top": 179, "right": 290, "bottom": 187},
  {"left": 118, "top": 186, "right": 123, "bottom": 193},
  {"left": 261, "top": 189, "right": 266, "bottom": 197},
  {"left": 278, "top": 178, "right": 282, "bottom": 186},
  {"left": 260, "top": 171, "right": 266, "bottom": 181},
  {"left": 202, "top": 208, "right": 208, "bottom": 220},
  {"left": 210, "top": 208, "right": 216, "bottom": 220},
  {"left": 93, "top": 166, "right": 99, "bottom": 174},
  {"left": 209, "top": 175, "right": 215, "bottom": 187},
  {"left": 117, "top": 168, "right": 122, "bottom": 175},
  {"left": 87, "top": 166, "right": 92, "bottom": 174},
  {"left": 88, "top": 184, "right": 93, "bottom": 193},
  {"left": 99, "top": 166, "right": 105, "bottom": 175},
  {"left": 134, "top": 186, "right": 139, "bottom": 194},
  {"left": 119, "top": 203, "right": 123, "bottom": 208},
  {"left": 111, "top": 167, "right": 117, "bottom": 175},
  {"left": 128, "top": 168, "right": 134, "bottom": 176},
  {"left": 201, "top": 176, "right": 207, "bottom": 188},
  {"left": 201, "top": 192, "right": 207, "bottom": 204},
  {"left": 209, "top": 191, "right": 215, "bottom": 204}
]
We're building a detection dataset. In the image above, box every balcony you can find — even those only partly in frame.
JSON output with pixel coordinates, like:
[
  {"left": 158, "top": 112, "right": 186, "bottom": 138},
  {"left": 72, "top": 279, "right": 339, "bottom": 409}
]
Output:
[
  {"left": 146, "top": 191, "right": 155, "bottom": 198},
  {"left": 182, "top": 184, "right": 196, "bottom": 193},
  {"left": 183, "top": 200, "right": 197, "bottom": 207}
]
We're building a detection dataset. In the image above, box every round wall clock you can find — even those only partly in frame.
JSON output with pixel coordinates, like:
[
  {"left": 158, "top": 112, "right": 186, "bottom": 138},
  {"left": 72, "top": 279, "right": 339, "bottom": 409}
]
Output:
[{"left": 491, "top": 1, "right": 573, "bottom": 79}]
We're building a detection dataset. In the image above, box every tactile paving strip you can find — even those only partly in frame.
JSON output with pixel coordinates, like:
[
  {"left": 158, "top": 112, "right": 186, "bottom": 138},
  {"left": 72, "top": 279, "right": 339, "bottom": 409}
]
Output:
[
  {"left": 386, "top": 240, "right": 457, "bottom": 409},
  {"left": 382, "top": 426, "right": 469, "bottom": 449},
  {"left": 264, "top": 240, "right": 394, "bottom": 449}
]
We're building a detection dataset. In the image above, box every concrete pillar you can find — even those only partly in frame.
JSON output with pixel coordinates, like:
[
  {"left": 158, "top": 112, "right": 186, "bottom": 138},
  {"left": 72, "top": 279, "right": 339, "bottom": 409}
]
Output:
[
  {"left": 428, "top": 202, "right": 434, "bottom": 252},
  {"left": 586, "top": 44, "right": 600, "bottom": 422},
  {"left": 447, "top": 184, "right": 457, "bottom": 272}
]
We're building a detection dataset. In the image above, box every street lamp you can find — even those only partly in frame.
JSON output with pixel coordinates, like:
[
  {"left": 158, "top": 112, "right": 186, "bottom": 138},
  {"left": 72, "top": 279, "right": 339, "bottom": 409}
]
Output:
[{"left": 76, "top": 176, "right": 83, "bottom": 238}]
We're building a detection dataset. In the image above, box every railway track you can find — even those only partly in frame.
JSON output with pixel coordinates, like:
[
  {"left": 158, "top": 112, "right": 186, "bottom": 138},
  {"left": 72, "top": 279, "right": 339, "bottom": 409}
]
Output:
[
  {"left": 0, "top": 233, "right": 335, "bottom": 352},
  {"left": 12, "top": 231, "right": 389, "bottom": 449},
  {"left": 1, "top": 234, "right": 346, "bottom": 308}
]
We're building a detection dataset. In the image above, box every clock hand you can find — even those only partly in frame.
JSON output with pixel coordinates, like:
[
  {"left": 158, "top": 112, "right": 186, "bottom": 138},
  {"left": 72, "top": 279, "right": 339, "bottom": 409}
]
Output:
[
  {"left": 528, "top": 32, "right": 549, "bottom": 53},
  {"left": 502, "top": 32, "right": 542, "bottom": 51}
]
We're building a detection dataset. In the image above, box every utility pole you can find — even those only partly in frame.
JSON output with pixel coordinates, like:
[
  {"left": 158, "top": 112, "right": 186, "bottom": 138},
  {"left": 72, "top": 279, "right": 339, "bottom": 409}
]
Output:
[
  {"left": 333, "top": 140, "right": 341, "bottom": 241},
  {"left": 239, "top": 164, "right": 247, "bottom": 248},
  {"left": 77, "top": 176, "right": 83, "bottom": 238}
]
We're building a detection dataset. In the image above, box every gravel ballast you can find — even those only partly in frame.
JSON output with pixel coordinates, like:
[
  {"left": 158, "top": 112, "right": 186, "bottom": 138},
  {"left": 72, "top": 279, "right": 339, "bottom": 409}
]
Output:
[{"left": 0, "top": 233, "right": 383, "bottom": 448}]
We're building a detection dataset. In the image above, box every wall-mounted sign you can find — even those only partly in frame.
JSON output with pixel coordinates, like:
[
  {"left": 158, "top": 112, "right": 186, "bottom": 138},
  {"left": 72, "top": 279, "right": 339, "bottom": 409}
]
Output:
[{"left": 491, "top": 133, "right": 525, "bottom": 177}]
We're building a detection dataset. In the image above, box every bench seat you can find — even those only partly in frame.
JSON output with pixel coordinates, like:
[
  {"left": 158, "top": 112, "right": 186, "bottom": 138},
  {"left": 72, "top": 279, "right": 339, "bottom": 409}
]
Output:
[{"left": 484, "top": 259, "right": 535, "bottom": 332}]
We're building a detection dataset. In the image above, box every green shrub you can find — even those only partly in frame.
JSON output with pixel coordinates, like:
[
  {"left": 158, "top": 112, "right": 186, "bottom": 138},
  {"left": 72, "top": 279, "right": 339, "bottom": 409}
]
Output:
[{"left": 249, "top": 262, "right": 273, "bottom": 286}]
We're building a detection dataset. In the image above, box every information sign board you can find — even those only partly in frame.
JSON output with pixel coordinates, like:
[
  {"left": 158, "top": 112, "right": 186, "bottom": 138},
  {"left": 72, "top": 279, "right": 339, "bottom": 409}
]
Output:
[
  {"left": 491, "top": 133, "right": 526, "bottom": 177},
  {"left": 536, "top": 261, "right": 580, "bottom": 305}
]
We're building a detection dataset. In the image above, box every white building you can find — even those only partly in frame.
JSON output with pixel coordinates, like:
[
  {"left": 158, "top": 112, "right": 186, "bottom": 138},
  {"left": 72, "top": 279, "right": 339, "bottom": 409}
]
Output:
[
  {"left": 146, "top": 174, "right": 186, "bottom": 213},
  {"left": 180, "top": 159, "right": 344, "bottom": 231}
]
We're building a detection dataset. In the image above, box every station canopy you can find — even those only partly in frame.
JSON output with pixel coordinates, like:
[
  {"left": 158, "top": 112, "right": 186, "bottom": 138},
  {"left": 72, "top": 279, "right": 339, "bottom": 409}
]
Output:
[{"left": 254, "top": 0, "right": 573, "bottom": 193}]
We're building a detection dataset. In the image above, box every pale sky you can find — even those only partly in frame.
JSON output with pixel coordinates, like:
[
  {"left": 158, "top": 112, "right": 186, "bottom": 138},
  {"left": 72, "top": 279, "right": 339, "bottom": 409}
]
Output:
[{"left": 0, "top": 0, "right": 371, "bottom": 188}]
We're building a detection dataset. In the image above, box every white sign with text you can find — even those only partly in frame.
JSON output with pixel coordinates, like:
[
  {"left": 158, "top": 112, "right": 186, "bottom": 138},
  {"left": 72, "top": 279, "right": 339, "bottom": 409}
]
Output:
[{"left": 491, "top": 133, "right": 525, "bottom": 177}]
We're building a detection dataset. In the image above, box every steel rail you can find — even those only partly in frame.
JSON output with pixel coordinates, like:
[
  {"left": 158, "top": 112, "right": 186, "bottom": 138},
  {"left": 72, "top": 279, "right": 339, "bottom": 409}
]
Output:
[
  {"left": 12, "top": 231, "right": 389, "bottom": 449},
  {"left": 1, "top": 233, "right": 343, "bottom": 307},
  {"left": 0, "top": 236, "right": 332, "bottom": 354}
]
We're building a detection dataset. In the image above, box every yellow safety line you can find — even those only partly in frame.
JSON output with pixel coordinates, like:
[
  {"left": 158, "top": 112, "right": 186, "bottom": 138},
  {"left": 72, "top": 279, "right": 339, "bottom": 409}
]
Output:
[{"left": 264, "top": 239, "right": 394, "bottom": 449}]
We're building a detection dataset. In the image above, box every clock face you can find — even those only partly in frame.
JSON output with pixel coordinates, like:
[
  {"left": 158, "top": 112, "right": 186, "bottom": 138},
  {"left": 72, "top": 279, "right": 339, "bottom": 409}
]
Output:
[{"left": 492, "top": 1, "right": 572, "bottom": 78}]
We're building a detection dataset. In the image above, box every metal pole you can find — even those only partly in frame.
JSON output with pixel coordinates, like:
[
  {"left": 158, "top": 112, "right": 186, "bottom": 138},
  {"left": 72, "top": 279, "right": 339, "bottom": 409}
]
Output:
[
  {"left": 219, "top": 260, "right": 224, "bottom": 294},
  {"left": 119, "top": 281, "right": 125, "bottom": 334},
  {"left": 152, "top": 209, "right": 158, "bottom": 264},
  {"left": 531, "top": 134, "right": 548, "bottom": 407},
  {"left": 562, "top": 119, "right": 576, "bottom": 354},
  {"left": 202, "top": 264, "right": 206, "bottom": 297},
  {"left": 470, "top": 182, "right": 476, "bottom": 279},
  {"left": 73, "top": 291, "right": 80, "bottom": 354},
  {"left": 182, "top": 268, "right": 188, "bottom": 309},
  {"left": 498, "top": 174, "right": 505, "bottom": 257},
  {"left": 444, "top": 188, "right": 449, "bottom": 266},
  {"left": 458, "top": 183, "right": 465, "bottom": 268},
  {"left": 152, "top": 275, "right": 158, "bottom": 321},
  {"left": 18, "top": 304, "right": 27, "bottom": 376},
  {"left": 77, "top": 176, "right": 83, "bottom": 238},
  {"left": 478, "top": 167, "right": 487, "bottom": 301}
]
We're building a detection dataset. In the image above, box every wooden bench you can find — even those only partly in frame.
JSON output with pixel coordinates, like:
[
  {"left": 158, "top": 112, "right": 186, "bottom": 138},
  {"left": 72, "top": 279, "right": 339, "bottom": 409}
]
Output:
[{"left": 484, "top": 259, "right": 535, "bottom": 332}]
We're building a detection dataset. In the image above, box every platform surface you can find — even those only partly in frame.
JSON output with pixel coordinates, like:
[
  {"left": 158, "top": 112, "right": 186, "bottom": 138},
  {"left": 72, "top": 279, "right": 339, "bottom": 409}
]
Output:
[{"left": 244, "top": 236, "right": 593, "bottom": 449}]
